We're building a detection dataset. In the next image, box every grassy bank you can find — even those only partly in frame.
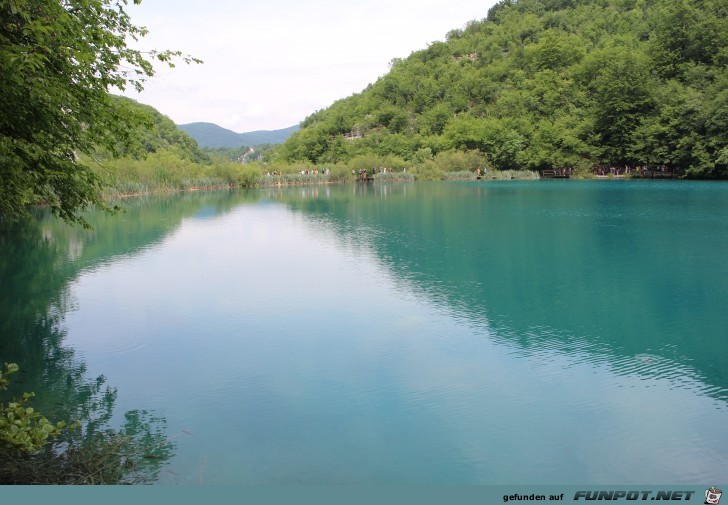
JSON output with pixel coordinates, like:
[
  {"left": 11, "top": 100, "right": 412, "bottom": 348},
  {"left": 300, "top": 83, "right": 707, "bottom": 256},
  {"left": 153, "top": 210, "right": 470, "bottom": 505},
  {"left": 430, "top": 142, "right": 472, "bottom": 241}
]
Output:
[
  {"left": 88, "top": 149, "right": 543, "bottom": 202},
  {"left": 89, "top": 150, "right": 261, "bottom": 197}
]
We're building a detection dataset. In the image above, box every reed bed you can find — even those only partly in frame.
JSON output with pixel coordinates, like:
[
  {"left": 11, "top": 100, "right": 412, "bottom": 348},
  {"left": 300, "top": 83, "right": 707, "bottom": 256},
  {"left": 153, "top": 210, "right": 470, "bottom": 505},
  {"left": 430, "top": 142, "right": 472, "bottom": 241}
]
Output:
[
  {"left": 485, "top": 169, "right": 540, "bottom": 180},
  {"left": 373, "top": 171, "right": 415, "bottom": 182},
  {"left": 102, "top": 177, "right": 236, "bottom": 198},
  {"left": 442, "top": 171, "right": 478, "bottom": 181}
]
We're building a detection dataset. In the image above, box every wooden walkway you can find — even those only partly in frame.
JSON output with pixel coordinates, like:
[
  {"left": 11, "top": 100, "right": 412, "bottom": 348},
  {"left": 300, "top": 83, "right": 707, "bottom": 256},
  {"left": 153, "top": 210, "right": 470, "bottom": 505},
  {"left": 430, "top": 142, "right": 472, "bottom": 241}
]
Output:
[{"left": 540, "top": 169, "right": 571, "bottom": 179}]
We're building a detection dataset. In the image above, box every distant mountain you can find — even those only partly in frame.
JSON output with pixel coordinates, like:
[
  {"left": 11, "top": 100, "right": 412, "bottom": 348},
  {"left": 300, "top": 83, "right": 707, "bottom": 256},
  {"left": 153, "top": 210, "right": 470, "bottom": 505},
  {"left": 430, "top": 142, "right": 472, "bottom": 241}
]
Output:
[{"left": 178, "top": 122, "right": 299, "bottom": 148}]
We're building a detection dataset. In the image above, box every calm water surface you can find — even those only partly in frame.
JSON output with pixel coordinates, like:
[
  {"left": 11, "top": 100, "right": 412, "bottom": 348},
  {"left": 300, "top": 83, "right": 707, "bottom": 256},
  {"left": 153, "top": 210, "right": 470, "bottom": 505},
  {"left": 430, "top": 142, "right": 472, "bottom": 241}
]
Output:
[{"left": 1, "top": 180, "right": 727, "bottom": 484}]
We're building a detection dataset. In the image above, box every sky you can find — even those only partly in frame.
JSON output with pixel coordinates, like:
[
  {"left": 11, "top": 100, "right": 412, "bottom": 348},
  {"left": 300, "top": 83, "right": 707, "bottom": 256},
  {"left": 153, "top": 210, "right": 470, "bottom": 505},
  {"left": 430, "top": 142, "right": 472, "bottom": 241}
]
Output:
[{"left": 120, "top": 0, "right": 497, "bottom": 133}]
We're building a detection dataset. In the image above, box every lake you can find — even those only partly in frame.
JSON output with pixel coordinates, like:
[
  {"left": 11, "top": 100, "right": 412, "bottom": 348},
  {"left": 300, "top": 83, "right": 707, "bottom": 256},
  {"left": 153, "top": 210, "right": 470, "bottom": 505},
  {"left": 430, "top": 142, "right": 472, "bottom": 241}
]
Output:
[{"left": 1, "top": 180, "right": 727, "bottom": 484}]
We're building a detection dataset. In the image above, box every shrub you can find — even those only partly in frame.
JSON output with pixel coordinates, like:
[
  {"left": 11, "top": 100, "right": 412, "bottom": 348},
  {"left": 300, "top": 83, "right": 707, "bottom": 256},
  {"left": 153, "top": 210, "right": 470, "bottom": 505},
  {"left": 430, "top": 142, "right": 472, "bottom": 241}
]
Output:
[
  {"left": 442, "top": 170, "right": 478, "bottom": 180},
  {"left": 0, "top": 363, "right": 174, "bottom": 484},
  {"left": 409, "top": 160, "right": 445, "bottom": 181},
  {"left": 0, "top": 364, "right": 67, "bottom": 456}
]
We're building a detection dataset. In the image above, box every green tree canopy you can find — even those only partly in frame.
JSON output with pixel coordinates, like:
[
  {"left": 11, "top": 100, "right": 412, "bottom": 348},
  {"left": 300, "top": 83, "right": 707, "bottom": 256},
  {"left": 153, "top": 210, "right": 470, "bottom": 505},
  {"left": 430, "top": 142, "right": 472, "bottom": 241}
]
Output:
[{"left": 0, "top": 0, "right": 200, "bottom": 226}]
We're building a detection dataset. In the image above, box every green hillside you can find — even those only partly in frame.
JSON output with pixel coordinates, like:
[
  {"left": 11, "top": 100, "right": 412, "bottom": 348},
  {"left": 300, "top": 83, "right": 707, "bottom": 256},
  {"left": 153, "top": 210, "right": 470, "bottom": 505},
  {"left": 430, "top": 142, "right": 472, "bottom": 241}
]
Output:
[
  {"left": 103, "top": 97, "right": 210, "bottom": 164},
  {"left": 86, "top": 98, "right": 261, "bottom": 196},
  {"left": 274, "top": 0, "right": 728, "bottom": 178}
]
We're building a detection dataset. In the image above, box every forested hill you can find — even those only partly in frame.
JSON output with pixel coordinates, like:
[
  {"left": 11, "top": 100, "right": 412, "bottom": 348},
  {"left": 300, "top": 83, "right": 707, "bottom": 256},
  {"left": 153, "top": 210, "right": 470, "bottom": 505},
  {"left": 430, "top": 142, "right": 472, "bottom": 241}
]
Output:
[
  {"left": 109, "top": 97, "right": 210, "bottom": 164},
  {"left": 274, "top": 0, "right": 727, "bottom": 178}
]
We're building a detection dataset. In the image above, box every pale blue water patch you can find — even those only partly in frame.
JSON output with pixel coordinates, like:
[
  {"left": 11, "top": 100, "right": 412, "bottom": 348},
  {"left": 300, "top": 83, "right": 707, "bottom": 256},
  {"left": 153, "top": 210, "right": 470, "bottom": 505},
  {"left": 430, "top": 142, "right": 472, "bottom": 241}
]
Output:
[{"left": 1, "top": 182, "right": 727, "bottom": 484}]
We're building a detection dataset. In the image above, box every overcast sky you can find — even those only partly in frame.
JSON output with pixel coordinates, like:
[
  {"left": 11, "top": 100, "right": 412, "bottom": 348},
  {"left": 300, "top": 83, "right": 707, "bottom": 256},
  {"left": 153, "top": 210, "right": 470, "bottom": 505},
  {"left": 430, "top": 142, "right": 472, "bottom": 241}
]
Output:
[{"left": 120, "top": 0, "right": 497, "bottom": 133}]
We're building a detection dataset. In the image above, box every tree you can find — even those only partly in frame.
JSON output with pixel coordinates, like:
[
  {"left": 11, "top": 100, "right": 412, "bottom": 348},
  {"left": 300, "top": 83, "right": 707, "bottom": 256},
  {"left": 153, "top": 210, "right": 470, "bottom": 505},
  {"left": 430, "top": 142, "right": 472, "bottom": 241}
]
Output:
[
  {"left": 0, "top": 0, "right": 200, "bottom": 226},
  {"left": 580, "top": 45, "right": 655, "bottom": 167}
]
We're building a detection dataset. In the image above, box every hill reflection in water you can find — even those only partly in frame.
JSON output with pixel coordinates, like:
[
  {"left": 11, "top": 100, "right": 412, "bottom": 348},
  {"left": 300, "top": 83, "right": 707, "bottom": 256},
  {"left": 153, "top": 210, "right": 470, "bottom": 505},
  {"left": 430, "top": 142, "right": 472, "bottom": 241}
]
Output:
[{"left": 2, "top": 182, "right": 727, "bottom": 484}]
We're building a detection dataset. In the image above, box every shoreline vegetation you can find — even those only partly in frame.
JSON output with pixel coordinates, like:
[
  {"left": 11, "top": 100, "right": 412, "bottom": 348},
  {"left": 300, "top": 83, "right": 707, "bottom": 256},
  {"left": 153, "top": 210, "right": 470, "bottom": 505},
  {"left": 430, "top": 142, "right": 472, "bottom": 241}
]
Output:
[
  {"left": 89, "top": 143, "right": 687, "bottom": 203},
  {"left": 91, "top": 154, "right": 695, "bottom": 203},
  {"left": 94, "top": 164, "right": 540, "bottom": 201}
]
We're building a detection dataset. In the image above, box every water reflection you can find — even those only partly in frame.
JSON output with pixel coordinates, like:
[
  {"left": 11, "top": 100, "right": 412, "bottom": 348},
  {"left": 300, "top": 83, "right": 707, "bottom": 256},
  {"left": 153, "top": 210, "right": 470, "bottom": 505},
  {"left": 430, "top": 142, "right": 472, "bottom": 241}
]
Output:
[
  {"left": 253, "top": 181, "right": 728, "bottom": 482},
  {"left": 280, "top": 181, "right": 728, "bottom": 403},
  {"left": 2, "top": 182, "right": 727, "bottom": 484},
  {"left": 0, "top": 192, "right": 251, "bottom": 482}
]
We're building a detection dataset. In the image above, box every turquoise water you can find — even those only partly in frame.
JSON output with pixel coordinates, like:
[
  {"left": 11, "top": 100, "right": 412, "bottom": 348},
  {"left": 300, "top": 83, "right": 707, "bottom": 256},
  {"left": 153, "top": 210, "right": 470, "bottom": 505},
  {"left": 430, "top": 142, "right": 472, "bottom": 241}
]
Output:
[{"left": 1, "top": 180, "right": 727, "bottom": 484}]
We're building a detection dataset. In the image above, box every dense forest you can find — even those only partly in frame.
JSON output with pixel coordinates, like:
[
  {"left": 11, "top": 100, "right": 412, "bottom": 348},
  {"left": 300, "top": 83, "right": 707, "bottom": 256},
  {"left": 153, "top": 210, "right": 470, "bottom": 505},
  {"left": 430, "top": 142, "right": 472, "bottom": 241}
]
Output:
[{"left": 273, "top": 0, "right": 728, "bottom": 178}]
